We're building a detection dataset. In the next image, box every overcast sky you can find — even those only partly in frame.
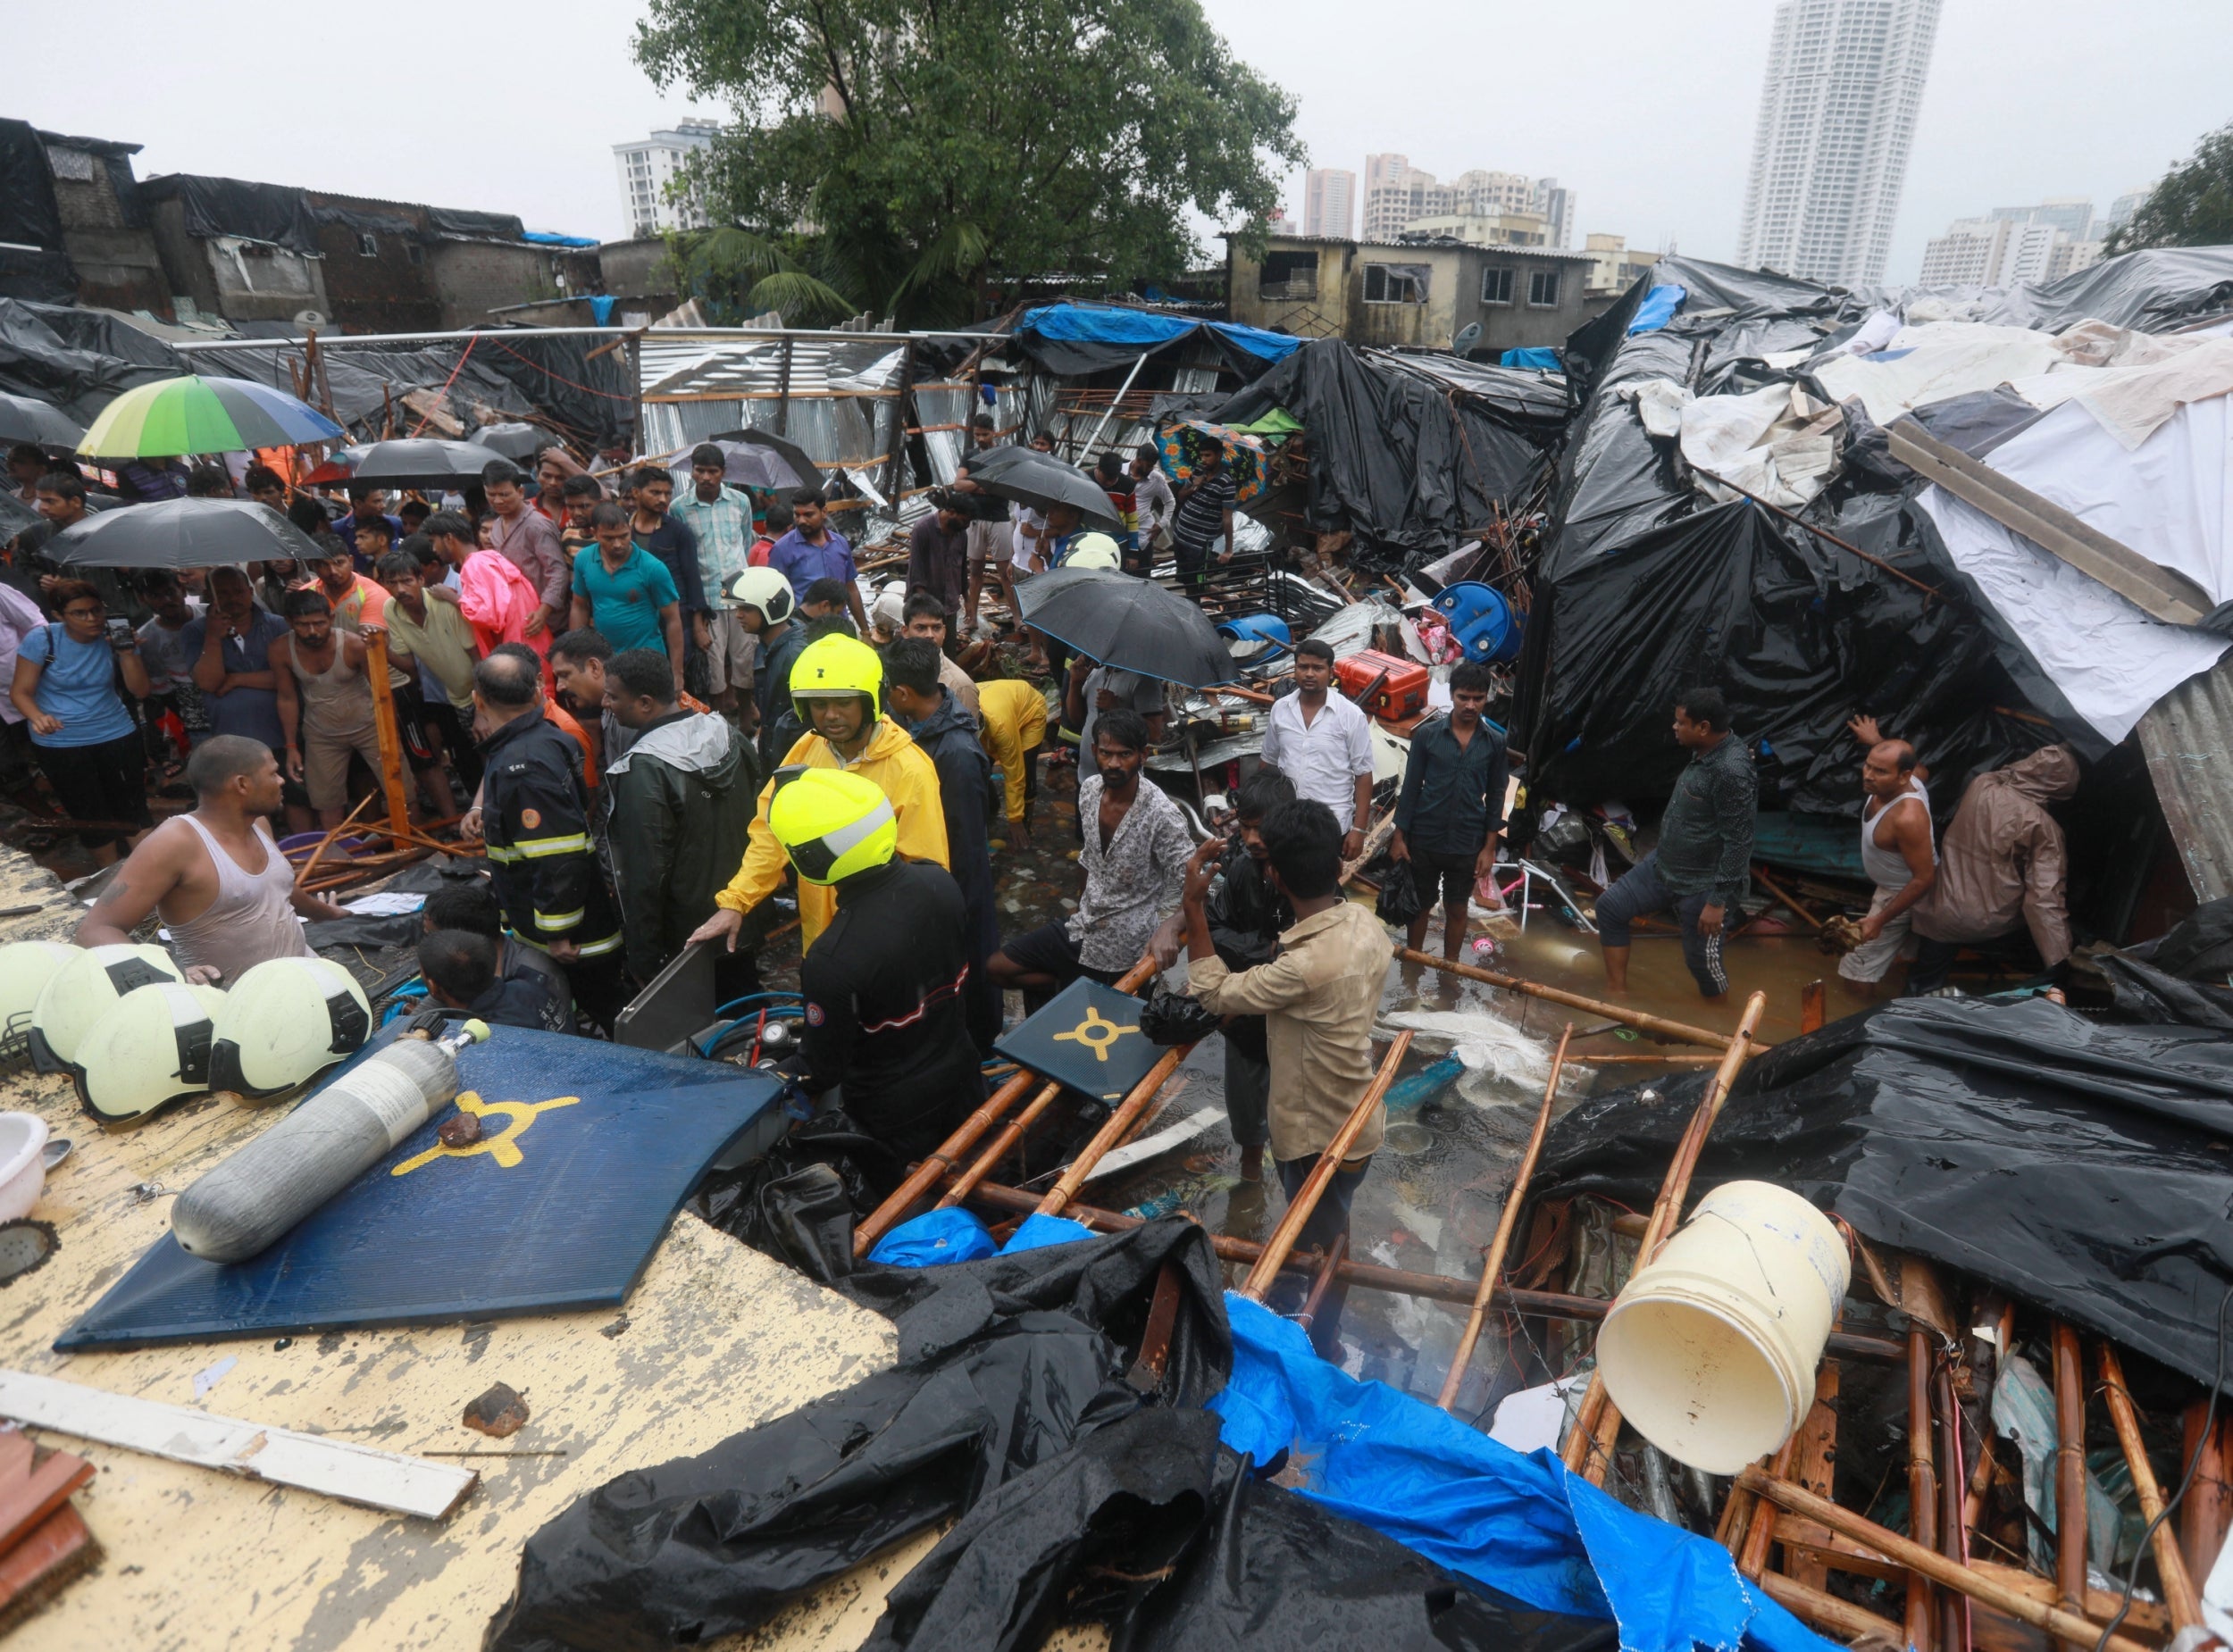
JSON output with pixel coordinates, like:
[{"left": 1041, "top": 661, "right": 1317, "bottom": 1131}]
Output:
[{"left": 10, "top": 0, "right": 2231, "bottom": 282}]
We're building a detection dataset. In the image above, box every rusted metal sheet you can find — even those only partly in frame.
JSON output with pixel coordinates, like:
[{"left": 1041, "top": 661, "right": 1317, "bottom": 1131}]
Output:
[{"left": 2137, "top": 653, "right": 2233, "bottom": 903}]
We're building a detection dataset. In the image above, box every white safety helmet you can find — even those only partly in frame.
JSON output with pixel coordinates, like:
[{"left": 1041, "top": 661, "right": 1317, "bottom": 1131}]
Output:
[
  {"left": 72, "top": 981, "right": 229, "bottom": 1124},
  {"left": 723, "top": 566, "right": 797, "bottom": 626},
  {"left": 0, "top": 942, "right": 79, "bottom": 1067},
  {"left": 1062, "top": 532, "right": 1122, "bottom": 571},
  {"left": 29, "top": 944, "right": 185, "bottom": 1073},
  {"left": 206, "top": 956, "right": 372, "bottom": 1099}
]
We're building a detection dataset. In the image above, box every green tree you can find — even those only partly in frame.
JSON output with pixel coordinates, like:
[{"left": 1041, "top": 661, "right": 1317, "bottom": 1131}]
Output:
[
  {"left": 2106, "top": 121, "right": 2233, "bottom": 254},
  {"left": 635, "top": 0, "right": 1304, "bottom": 327}
]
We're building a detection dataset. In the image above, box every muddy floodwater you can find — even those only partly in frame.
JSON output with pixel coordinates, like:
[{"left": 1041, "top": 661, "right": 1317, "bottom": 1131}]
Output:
[{"left": 988, "top": 763, "right": 1855, "bottom": 1421}]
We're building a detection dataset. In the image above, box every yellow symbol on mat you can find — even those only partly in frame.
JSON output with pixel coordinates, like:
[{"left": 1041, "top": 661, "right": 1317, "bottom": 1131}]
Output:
[
  {"left": 1051, "top": 1005, "right": 1138, "bottom": 1064},
  {"left": 390, "top": 1091, "right": 582, "bottom": 1176}
]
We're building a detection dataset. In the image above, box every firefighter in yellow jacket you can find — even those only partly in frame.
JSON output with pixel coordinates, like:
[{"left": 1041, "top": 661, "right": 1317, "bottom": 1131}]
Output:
[{"left": 689, "top": 632, "right": 949, "bottom": 954}]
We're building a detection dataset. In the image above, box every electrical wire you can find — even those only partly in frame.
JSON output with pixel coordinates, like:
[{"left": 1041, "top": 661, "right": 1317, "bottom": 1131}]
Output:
[
  {"left": 714, "top": 991, "right": 802, "bottom": 1018},
  {"left": 2092, "top": 1282, "right": 2233, "bottom": 1652}
]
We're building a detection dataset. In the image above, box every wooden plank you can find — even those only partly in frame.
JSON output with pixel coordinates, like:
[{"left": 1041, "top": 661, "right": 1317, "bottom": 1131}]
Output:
[
  {"left": 1886, "top": 420, "right": 2212, "bottom": 625},
  {"left": 0, "top": 1502, "right": 97, "bottom": 1632},
  {"left": 0, "top": 1371, "right": 476, "bottom": 1521}
]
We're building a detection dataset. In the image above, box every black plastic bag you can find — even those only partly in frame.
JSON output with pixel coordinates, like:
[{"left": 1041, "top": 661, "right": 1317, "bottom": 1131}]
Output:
[
  {"left": 690, "top": 1111, "right": 897, "bottom": 1281},
  {"left": 1137, "top": 982, "right": 1220, "bottom": 1047},
  {"left": 1376, "top": 864, "right": 1425, "bottom": 927}
]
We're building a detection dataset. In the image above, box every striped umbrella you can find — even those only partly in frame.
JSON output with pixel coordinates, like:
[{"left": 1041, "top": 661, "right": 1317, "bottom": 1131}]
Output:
[{"left": 78, "top": 376, "right": 344, "bottom": 458}]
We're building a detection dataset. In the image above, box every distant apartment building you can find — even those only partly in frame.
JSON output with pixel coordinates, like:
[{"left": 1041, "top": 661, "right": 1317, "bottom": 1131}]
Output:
[
  {"left": 614, "top": 125, "right": 718, "bottom": 238},
  {"left": 1360, "top": 156, "right": 1573, "bottom": 246},
  {"left": 1304, "top": 168, "right": 1355, "bottom": 238},
  {"left": 2103, "top": 186, "right": 2153, "bottom": 238},
  {"left": 1919, "top": 200, "right": 2103, "bottom": 288},
  {"left": 1400, "top": 210, "right": 1550, "bottom": 248},
  {"left": 1584, "top": 233, "right": 1659, "bottom": 295},
  {"left": 1735, "top": 0, "right": 1943, "bottom": 285}
]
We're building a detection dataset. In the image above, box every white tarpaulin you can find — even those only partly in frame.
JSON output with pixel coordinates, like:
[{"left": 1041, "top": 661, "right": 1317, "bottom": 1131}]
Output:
[{"left": 1814, "top": 321, "right": 2070, "bottom": 424}]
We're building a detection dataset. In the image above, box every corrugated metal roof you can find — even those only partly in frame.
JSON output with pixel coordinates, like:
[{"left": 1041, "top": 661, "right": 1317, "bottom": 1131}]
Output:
[
  {"left": 2137, "top": 654, "right": 2233, "bottom": 902},
  {"left": 638, "top": 332, "right": 907, "bottom": 399}
]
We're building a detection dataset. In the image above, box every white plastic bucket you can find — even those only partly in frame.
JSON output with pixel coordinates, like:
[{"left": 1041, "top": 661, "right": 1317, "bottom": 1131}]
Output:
[{"left": 1595, "top": 1181, "right": 1850, "bottom": 1473}]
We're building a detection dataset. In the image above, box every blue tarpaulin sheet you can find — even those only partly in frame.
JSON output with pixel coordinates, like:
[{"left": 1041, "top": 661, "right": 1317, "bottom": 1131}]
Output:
[
  {"left": 1501, "top": 347, "right": 1563, "bottom": 370},
  {"left": 1628, "top": 285, "right": 1687, "bottom": 336},
  {"left": 1209, "top": 1293, "right": 1834, "bottom": 1652},
  {"left": 1016, "top": 305, "right": 1303, "bottom": 364},
  {"left": 59, "top": 1026, "right": 781, "bottom": 1351},
  {"left": 867, "top": 1206, "right": 998, "bottom": 1267}
]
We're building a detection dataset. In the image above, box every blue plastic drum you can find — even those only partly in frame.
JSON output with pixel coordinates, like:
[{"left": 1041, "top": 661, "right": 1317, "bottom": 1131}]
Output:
[
  {"left": 1432, "top": 581, "right": 1526, "bottom": 663},
  {"left": 1216, "top": 613, "right": 1292, "bottom": 649}
]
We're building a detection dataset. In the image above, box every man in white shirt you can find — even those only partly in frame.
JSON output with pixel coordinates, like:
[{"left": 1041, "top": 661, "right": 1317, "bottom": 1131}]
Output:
[{"left": 1260, "top": 638, "right": 1375, "bottom": 862}]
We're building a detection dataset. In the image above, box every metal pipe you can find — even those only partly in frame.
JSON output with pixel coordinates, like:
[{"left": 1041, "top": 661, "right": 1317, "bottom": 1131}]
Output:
[
  {"left": 1075, "top": 350, "right": 1152, "bottom": 461},
  {"left": 1240, "top": 1034, "right": 1412, "bottom": 1298},
  {"left": 177, "top": 324, "right": 1011, "bottom": 351},
  {"left": 1437, "top": 1025, "right": 1571, "bottom": 1409}
]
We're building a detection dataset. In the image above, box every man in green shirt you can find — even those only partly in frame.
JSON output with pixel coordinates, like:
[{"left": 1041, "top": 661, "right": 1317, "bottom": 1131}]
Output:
[
  {"left": 375, "top": 549, "right": 482, "bottom": 791},
  {"left": 569, "top": 502, "right": 684, "bottom": 693}
]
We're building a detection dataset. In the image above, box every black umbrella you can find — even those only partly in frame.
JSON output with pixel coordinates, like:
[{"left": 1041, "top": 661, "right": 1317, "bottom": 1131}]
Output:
[
  {"left": 707, "top": 427, "right": 821, "bottom": 495},
  {"left": 46, "top": 498, "right": 327, "bottom": 570},
  {"left": 342, "top": 438, "right": 508, "bottom": 489},
  {"left": 1016, "top": 567, "right": 1238, "bottom": 687},
  {"left": 471, "top": 423, "right": 554, "bottom": 463},
  {"left": 974, "top": 450, "right": 1123, "bottom": 531},
  {"left": 0, "top": 392, "right": 83, "bottom": 451},
  {"left": 672, "top": 439, "right": 804, "bottom": 494},
  {"left": 0, "top": 490, "right": 36, "bottom": 542}
]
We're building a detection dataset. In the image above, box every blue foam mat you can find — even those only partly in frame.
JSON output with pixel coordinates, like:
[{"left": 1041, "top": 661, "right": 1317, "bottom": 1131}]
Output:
[{"left": 59, "top": 1024, "right": 782, "bottom": 1351}]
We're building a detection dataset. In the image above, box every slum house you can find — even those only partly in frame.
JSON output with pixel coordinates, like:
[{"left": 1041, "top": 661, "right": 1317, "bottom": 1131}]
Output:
[
  {"left": 1507, "top": 246, "right": 2233, "bottom": 954},
  {"left": 1227, "top": 229, "right": 1604, "bottom": 359}
]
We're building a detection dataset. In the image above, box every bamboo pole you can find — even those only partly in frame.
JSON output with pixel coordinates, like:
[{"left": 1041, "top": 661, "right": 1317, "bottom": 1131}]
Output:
[
  {"left": 2182, "top": 1401, "right": 2224, "bottom": 1581},
  {"left": 1739, "top": 1429, "right": 1808, "bottom": 1579},
  {"left": 1909, "top": 1326, "right": 1941, "bottom": 1652},
  {"left": 1241, "top": 1034, "right": 1412, "bottom": 1298},
  {"left": 1036, "top": 1046, "right": 1192, "bottom": 1219},
  {"left": 1756, "top": 1571, "right": 1908, "bottom": 1648},
  {"left": 1936, "top": 1357, "right": 1973, "bottom": 1652},
  {"left": 2053, "top": 1322, "right": 2088, "bottom": 1652},
  {"left": 1735, "top": 1468, "right": 2154, "bottom": 1652},
  {"left": 1297, "top": 1233, "right": 1349, "bottom": 1331},
  {"left": 1751, "top": 864, "right": 1827, "bottom": 932},
  {"left": 290, "top": 790, "right": 379, "bottom": 890},
  {"left": 959, "top": 1180, "right": 1908, "bottom": 1364},
  {"left": 2098, "top": 1344, "right": 2204, "bottom": 1630},
  {"left": 1436, "top": 1025, "right": 1572, "bottom": 1409},
  {"left": 1564, "top": 990, "right": 1768, "bottom": 1481},
  {"left": 852, "top": 955, "right": 1157, "bottom": 1254},
  {"left": 1395, "top": 947, "right": 1742, "bottom": 1051},
  {"left": 939, "top": 1075, "right": 1068, "bottom": 1207},
  {"left": 362, "top": 630, "right": 412, "bottom": 840}
]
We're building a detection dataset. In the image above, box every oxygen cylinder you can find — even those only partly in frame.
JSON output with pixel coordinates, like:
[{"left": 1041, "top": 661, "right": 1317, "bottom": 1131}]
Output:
[{"left": 171, "top": 1019, "right": 489, "bottom": 1264}]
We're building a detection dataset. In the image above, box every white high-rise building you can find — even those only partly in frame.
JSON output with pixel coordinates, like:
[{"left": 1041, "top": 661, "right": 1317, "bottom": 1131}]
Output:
[
  {"left": 1735, "top": 0, "right": 1943, "bottom": 286},
  {"left": 1304, "top": 169, "right": 1356, "bottom": 238},
  {"left": 613, "top": 124, "right": 720, "bottom": 238}
]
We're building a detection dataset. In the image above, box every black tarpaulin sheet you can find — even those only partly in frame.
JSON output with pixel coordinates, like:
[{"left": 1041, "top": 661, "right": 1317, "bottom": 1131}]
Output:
[
  {"left": 1981, "top": 246, "right": 2233, "bottom": 334},
  {"left": 474, "top": 330, "right": 636, "bottom": 449},
  {"left": 1513, "top": 494, "right": 2053, "bottom": 814},
  {"left": 426, "top": 204, "right": 528, "bottom": 243},
  {"left": 1532, "top": 996, "right": 2233, "bottom": 1391},
  {"left": 0, "top": 298, "right": 183, "bottom": 423},
  {"left": 486, "top": 1221, "right": 1230, "bottom": 1651},
  {"left": 1209, "top": 338, "right": 1556, "bottom": 565},
  {"left": 143, "top": 173, "right": 319, "bottom": 254},
  {"left": 0, "top": 121, "right": 74, "bottom": 305}
]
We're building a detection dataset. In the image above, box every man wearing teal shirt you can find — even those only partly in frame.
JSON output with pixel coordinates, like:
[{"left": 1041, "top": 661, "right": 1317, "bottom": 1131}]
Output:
[{"left": 569, "top": 503, "right": 684, "bottom": 692}]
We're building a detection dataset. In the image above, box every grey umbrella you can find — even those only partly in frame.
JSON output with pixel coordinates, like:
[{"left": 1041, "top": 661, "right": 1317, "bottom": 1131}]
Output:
[
  {"left": 471, "top": 423, "right": 555, "bottom": 463},
  {"left": 707, "top": 427, "right": 820, "bottom": 496},
  {"left": 46, "top": 498, "right": 327, "bottom": 570},
  {"left": 671, "top": 439, "right": 804, "bottom": 494},
  {"left": 0, "top": 392, "right": 84, "bottom": 451},
  {"left": 340, "top": 438, "right": 510, "bottom": 489},
  {"left": 973, "top": 450, "right": 1122, "bottom": 530}
]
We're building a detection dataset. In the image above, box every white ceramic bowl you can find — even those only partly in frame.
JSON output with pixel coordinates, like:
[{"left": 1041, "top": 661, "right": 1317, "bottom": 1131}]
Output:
[{"left": 0, "top": 1113, "right": 50, "bottom": 1222}]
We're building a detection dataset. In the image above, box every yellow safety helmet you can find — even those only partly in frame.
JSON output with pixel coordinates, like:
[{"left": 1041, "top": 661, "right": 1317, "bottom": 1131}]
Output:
[
  {"left": 787, "top": 631, "right": 883, "bottom": 710},
  {"left": 768, "top": 768, "right": 898, "bottom": 885},
  {"left": 1064, "top": 533, "right": 1122, "bottom": 571}
]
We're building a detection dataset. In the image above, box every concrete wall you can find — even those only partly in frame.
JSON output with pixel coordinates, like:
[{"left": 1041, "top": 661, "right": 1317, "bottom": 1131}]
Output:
[
  {"left": 45, "top": 146, "right": 169, "bottom": 315},
  {"left": 1229, "top": 235, "right": 1593, "bottom": 357},
  {"left": 428, "top": 240, "right": 565, "bottom": 328},
  {"left": 312, "top": 219, "right": 442, "bottom": 334},
  {"left": 148, "top": 198, "right": 330, "bottom": 325}
]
